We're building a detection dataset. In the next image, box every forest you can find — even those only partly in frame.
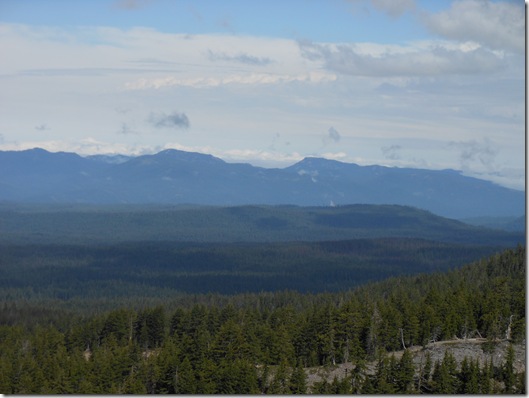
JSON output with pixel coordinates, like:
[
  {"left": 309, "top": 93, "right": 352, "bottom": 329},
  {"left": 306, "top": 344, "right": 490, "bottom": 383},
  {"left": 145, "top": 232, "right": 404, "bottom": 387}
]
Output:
[
  {"left": 0, "top": 238, "right": 505, "bottom": 305},
  {"left": 0, "top": 245, "right": 525, "bottom": 394},
  {"left": 0, "top": 203, "right": 523, "bottom": 246}
]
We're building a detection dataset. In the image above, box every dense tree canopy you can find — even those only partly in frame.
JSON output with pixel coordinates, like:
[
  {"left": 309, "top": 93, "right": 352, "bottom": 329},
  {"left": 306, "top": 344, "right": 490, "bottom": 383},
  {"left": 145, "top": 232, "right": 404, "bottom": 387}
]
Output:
[{"left": 0, "top": 246, "right": 524, "bottom": 394}]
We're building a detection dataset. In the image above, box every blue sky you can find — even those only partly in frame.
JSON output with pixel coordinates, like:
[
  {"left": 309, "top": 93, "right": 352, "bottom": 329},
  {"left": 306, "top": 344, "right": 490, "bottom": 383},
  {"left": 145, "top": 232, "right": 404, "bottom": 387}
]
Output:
[
  {"left": 0, "top": 0, "right": 525, "bottom": 189},
  {"left": 0, "top": 0, "right": 436, "bottom": 41}
]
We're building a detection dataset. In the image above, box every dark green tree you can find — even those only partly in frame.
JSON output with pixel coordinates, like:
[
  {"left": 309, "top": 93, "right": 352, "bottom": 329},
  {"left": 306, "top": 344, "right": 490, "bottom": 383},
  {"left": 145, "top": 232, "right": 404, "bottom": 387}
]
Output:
[
  {"left": 268, "top": 357, "right": 291, "bottom": 394},
  {"left": 416, "top": 351, "right": 432, "bottom": 393},
  {"left": 174, "top": 356, "right": 195, "bottom": 394},
  {"left": 458, "top": 357, "right": 480, "bottom": 394},
  {"left": 395, "top": 349, "right": 415, "bottom": 393},
  {"left": 502, "top": 343, "right": 516, "bottom": 393},
  {"left": 289, "top": 359, "right": 307, "bottom": 394},
  {"left": 431, "top": 351, "right": 459, "bottom": 394}
]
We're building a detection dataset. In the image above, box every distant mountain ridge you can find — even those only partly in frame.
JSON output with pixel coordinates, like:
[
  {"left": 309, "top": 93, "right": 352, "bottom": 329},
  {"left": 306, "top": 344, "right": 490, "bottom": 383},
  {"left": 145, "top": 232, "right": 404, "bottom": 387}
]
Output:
[{"left": 0, "top": 148, "right": 524, "bottom": 219}]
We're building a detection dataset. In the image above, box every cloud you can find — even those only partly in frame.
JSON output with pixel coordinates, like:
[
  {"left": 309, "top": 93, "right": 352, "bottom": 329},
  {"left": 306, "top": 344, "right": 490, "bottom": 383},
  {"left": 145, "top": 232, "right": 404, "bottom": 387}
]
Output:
[
  {"left": 117, "top": 122, "right": 137, "bottom": 135},
  {"left": 298, "top": 40, "right": 505, "bottom": 77},
  {"left": 320, "top": 152, "right": 348, "bottom": 161},
  {"left": 370, "top": 0, "right": 415, "bottom": 17},
  {"left": 114, "top": 0, "right": 152, "bottom": 10},
  {"left": 423, "top": 0, "right": 524, "bottom": 53},
  {"left": 381, "top": 144, "right": 402, "bottom": 160},
  {"left": 328, "top": 127, "right": 341, "bottom": 142},
  {"left": 207, "top": 50, "right": 273, "bottom": 66},
  {"left": 322, "top": 127, "right": 341, "bottom": 145},
  {"left": 448, "top": 138, "right": 499, "bottom": 171},
  {"left": 148, "top": 111, "right": 190, "bottom": 129},
  {"left": 35, "top": 124, "right": 49, "bottom": 131},
  {"left": 125, "top": 71, "right": 336, "bottom": 89}
]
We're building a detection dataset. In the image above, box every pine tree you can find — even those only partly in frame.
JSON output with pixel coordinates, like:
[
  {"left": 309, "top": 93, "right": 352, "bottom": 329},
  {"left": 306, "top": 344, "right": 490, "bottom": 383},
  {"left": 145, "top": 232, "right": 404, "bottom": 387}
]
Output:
[
  {"left": 350, "top": 359, "right": 367, "bottom": 394},
  {"left": 431, "top": 351, "right": 459, "bottom": 393},
  {"left": 232, "top": 359, "right": 259, "bottom": 394},
  {"left": 372, "top": 354, "right": 396, "bottom": 394},
  {"left": 268, "top": 357, "right": 291, "bottom": 394},
  {"left": 258, "top": 363, "right": 270, "bottom": 394},
  {"left": 360, "top": 374, "right": 376, "bottom": 394},
  {"left": 195, "top": 357, "right": 217, "bottom": 394},
  {"left": 289, "top": 359, "right": 307, "bottom": 394},
  {"left": 479, "top": 358, "right": 493, "bottom": 394},
  {"left": 502, "top": 343, "right": 516, "bottom": 393},
  {"left": 154, "top": 336, "right": 179, "bottom": 393},
  {"left": 417, "top": 351, "right": 432, "bottom": 393},
  {"left": 311, "top": 379, "right": 332, "bottom": 394},
  {"left": 174, "top": 356, "right": 196, "bottom": 394},
  {"left": 395, "top": 349, "right": 415, "bottom": 393},
  {"left": 330, "top": 375, "right": 351, "bottom": 394},
  {"left": 121, "top": 367, "right": 147, "bottom": 394},
  {"left": 458, "top": 357, "right": 479, "bottom": 394}
]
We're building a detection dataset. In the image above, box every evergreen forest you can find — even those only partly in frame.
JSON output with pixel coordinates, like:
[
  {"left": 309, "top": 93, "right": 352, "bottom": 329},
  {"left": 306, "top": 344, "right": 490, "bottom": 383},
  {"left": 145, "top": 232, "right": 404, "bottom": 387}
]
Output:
[{"left": 0, "top": 243, "right": 525, "bottom": 394}]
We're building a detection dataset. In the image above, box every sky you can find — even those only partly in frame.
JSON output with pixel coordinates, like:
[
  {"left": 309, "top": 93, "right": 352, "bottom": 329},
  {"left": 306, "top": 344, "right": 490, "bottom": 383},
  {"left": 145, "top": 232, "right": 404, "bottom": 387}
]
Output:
[{"left": 0, "top": 0, "right": 525, "bottom": 190}]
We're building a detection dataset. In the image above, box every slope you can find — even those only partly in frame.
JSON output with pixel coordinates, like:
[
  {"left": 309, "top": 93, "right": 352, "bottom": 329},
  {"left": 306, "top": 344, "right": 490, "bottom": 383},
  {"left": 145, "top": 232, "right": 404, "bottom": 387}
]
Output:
[{"left": 0, "top": 203, "right": 523, "bottom": 246}]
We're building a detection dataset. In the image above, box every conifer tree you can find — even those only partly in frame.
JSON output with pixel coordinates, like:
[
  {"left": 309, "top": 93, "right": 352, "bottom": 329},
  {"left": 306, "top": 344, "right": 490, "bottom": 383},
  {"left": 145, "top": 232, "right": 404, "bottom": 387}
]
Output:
[
  {"left": 154, "top": 336, "right": 179, "bottom": 393},
  {"left": 372, "top": 354, "right": 396, "bottom": 394},
  {"left": 258, "top": 363, "right": 270, "bottom": 394},
  {"left": 503, "top": 343, "right": 516, "bottom": 393},
  {"left": 195, "top": 357, "right": 217, "bottom": 394},
  {"left": 458, "top": 357, "right": 479, "bottom": 394},
  {"left": 174, "top": 356, "right": 195, "bottom": 394},
  {"left": 431, "top": 351, "right": 459, "bottom": 393},
  {"left": 289, "top": 359, "right": 307, "bottom": 394},
  {"left": 479, "top": 357, "right": 493, "bottom": 394},
  {"left": 268, "top": 357, "right": 291, "bottom": 394},
  {"left": 395, "top": 349, "right": 415, "bottom": 393}
]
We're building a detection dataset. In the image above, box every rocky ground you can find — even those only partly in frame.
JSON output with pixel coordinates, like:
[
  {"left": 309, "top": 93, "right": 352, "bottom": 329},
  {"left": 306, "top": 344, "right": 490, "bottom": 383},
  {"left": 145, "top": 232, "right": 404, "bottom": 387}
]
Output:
[{"left": 305, "top": 339, "right": 525, "bottom": 391}]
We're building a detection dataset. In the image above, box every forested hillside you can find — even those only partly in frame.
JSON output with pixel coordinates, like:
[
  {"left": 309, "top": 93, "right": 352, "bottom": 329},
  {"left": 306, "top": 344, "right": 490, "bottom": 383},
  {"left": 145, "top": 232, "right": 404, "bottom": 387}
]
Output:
[
  {"left": 0, "top": 203, "right": 523, "bottom": 246},
  {"left": 0, "top": 238, "right": 505, "bottom": 303},
  {"left": 0, "top": 246, "right": 524, "bottom": 394}
]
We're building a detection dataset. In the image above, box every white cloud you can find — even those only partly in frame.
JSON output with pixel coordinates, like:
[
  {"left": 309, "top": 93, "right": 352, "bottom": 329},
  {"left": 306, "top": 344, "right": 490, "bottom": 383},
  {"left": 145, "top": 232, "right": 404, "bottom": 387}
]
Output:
[
  {"left": 299, "top": 40, "right": 505, "bottom": 77},
  {"left": 125, "top": 71, "right": 336, "bottom": 89},
  {"left": 423, "top": 0, "right": 524, "bottom": 53},
  {"left": 320, "top": 152, "right": 348, "bottom": 161},
  {"left": 0, "top": 18, "right": 523, "bottom": 190},
  {"left": 207, "top": 50, "right": 274, "bottom": 66}
]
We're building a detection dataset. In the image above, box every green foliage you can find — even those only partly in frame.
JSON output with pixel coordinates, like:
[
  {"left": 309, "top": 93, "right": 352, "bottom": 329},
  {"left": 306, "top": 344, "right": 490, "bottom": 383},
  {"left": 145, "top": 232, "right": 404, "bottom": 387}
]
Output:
[
  {"left": 395, "top": 349, "right": 415, "bottom": 393},
  {"left": 431, "top": 351, "right": 459, "bottom": 393},
  {"left": 289, "top": 360, "right": 307, "bottom": 394},
  {"left": 0, "top": 238, "right": 503, "bottom": 303},
  {"left": 0, "top": 203, "right": 522, "bottom": 246},
  {"left": 502, "top": 344, "right": 516, "bottom": 393},
  {"left": 0, "top": 246, "right": 523, "bottom": 394}
]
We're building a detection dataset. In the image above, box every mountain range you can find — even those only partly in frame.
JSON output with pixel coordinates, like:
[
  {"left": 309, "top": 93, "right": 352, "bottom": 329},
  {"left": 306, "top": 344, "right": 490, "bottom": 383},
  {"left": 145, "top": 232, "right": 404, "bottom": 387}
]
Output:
[{"left": 0, "top": 148, "right": 524, "bottom": 219}]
